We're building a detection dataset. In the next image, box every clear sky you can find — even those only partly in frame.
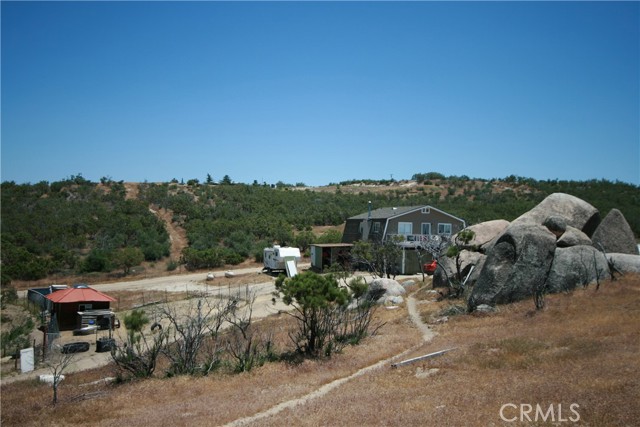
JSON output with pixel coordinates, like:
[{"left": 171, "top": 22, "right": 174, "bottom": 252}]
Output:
[{"left": 2, "top": 1, "right": 639, "bottom": 186}]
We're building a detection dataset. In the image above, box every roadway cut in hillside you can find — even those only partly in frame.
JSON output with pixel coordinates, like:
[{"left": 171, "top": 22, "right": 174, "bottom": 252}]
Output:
[
  {"left": 124, "top": 182, "right": 188, "bottom": 262},
  {"left": 224, "top": 295, "right": 435, "bottom": 427}
]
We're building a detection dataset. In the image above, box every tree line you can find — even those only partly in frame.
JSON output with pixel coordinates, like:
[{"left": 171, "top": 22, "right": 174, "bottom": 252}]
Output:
[
  {"left": 2, "top": 173, "right": 638, "bottom": 285},
  {"left": 1, "top": 176, "right": 170, "bottom": 283}
]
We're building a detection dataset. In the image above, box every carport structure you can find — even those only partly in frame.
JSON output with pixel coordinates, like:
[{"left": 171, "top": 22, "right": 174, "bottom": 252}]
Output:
[{"left": 310, "top": 243, "right": 353, "bottom": 273}]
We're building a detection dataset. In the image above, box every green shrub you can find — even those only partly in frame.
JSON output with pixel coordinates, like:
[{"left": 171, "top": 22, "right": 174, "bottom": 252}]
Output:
[
  {"left": 166, "top": 259, "right": 179, "bottom": 271},
  {"left": 1, "top": 317, "right": 35, "bottom": 357}
]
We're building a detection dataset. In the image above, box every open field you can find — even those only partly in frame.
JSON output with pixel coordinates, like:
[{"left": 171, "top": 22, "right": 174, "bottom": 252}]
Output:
[{"left": 1, "top": 275, "right": 639, "bottom": 426}]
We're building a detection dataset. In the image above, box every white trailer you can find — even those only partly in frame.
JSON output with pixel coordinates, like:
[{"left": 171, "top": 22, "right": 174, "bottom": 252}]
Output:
[{"left": 263, "top": 245, "right": 301, "bottom": 277}]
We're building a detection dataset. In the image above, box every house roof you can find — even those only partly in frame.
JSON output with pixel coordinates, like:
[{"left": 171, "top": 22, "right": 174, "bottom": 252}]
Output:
[
  {"left": 348, "top": 206, "right": 426, "bottom": 220},
  {"left": 45, "top": 287, "right": 116, "bottom": 303}
]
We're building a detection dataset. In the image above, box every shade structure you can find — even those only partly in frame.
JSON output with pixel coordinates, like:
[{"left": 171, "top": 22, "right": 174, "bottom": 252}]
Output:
[{"left": 45, "top": 287, "right": 116, "bottom": 304}]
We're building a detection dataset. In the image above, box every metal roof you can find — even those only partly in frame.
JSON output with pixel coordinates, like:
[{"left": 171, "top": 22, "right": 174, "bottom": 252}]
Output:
[
  {"left": 348, "top": 206, "right": 425, "bottom": 220},
  {"left": 45, "top": 287, "right": 116, "bottom": 303}
]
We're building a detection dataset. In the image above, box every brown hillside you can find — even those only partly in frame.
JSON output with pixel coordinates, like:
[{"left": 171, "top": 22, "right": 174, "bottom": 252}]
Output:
[{"left": 2, "top": 275, "right": 638, "bottom": 426}]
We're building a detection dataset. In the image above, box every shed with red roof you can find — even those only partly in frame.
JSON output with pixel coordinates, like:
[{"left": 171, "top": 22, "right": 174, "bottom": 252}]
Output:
[{"left": 45, "top": 286, "right": 116, "bottom": 331}]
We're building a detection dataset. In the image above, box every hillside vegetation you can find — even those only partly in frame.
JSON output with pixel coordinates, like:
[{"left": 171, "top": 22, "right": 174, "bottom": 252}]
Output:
[{"left": 2, "top": 173, "right": 638, "bottom": 287}]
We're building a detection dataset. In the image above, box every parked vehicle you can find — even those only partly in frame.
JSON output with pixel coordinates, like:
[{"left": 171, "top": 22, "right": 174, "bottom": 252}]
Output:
[
  {"left": 263, "top": 245, "right": 301, "bottom": 277},
  {"left": 73, "top": 325, "right": 98, "bottom": 336},
  {"left": 423, "top": 260, "right": 438, "bottom": 276}
]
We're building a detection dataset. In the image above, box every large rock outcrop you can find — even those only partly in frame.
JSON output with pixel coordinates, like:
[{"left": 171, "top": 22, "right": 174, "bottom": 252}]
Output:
[
  {"left": 511, "top": 193, "right": 600, "bottom": 236},
  {"left": 433, "top": 250, "right": 486, "bottom": 289},
  {"left": 591, "top": 209, "right": 639, "bottom": 255},
  {"left": 419, "top": 192, "right": 639, "bottom": 312},
  {"left": 462, "top": 219, "right": 510, "bottom": 252},
  {"left": 468, "top": 223, "right": 556, "bottom": 309},
  {"left": 557, "top": 226, "right": 592, "bottom": 248},
  {"left": 607, "top": 253, "right": 640, "bottom": 274},
  {"left": 545, "top": 246, "right": 611, "bottom": 292},
  {"left": 367, "top": 278, "right": 406, "bottom": 303}
]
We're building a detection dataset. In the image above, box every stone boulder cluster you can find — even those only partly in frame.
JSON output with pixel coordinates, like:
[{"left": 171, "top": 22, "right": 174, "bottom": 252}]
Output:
[{"left": 432, "top": 193, "right": 639, "bottom": 311}]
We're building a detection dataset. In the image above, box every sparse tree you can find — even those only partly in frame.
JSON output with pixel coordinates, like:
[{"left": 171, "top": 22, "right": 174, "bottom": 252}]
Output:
[
  {"left": 440, "top": 230, "right": 475, "bottom": 298},
  {"left": 293, "top": 230, "right": 315, "bottom": 253},
  {"left": 158, "top": 294, "right": 234, "bottom": 376},
  {"left": 113, "top": 247, "right": 145, "bottom": 276},
  {"left": 275, "top": 271, "right": 349, "bottom": 357},
  {"left": 111, "top": 309, "right": 166, "bottom": 379},
  {"left": 47, "top": 344, "right": 75, "bottom": 405},
  {"left": 596, "top": 243, "right": 624, "bottom": 284},
  {"left": 446, "top": 229, "right": 475, "bottom": 281},
  {"left": 533, "top": 280, "right": 548, "bottom": 311},
  {"left": 332, "top": 276, "right": 385, "bottom": 349},
  {"left": 351, "top": 238, "right": 402, "bottom": 279},
  {"left": 224, "top": 286, "right": 275, "bottom": 372}
]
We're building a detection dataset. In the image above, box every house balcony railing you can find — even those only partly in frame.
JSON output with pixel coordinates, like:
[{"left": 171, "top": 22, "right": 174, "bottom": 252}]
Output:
[{"left": 385, "top": 233, "right": 449, "bottom": 249}]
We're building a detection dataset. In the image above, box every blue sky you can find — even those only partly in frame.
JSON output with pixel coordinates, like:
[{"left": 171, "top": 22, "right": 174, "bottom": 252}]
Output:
[{"left": 2, "top": 1, "right": 639, "bottom": 186}]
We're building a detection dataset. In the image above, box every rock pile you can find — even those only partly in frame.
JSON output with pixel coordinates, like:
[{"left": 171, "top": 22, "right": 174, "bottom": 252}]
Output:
[{"left": 432, "top": 193, "right": 639, "bottom": 310}]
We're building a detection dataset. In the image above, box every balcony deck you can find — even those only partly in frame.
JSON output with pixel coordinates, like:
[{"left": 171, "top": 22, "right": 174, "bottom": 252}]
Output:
[{"left": 385, "top": 233, "right": 448, "bottom": 248}]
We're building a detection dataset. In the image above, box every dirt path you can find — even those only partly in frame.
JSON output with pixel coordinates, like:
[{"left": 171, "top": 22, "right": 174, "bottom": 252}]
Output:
[
  {"left": 123, "top": 182, "right": 139, "bottom": 200},
  {"left": 125, "top": 181, "right": 188, "bottom": 268},
  {"left": 224, "top": 294, "right": 434, "bottom": 427},
  {"left": 150, "top": 206, "right": 188, "bottom": 261}
]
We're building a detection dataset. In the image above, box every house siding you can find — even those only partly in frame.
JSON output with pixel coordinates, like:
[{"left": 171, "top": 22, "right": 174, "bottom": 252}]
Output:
[
  {"left": 386, "top": 209, "right": 465, "bottom": 236},
  {"left": 52, "top": 301, "right": 111, "bottom": 331},
  {"left": 342, "top": 206, "right": 465, "bottom": 245},
  {"left": 342, "top": 219, "right": 386, "bottom": 243}
]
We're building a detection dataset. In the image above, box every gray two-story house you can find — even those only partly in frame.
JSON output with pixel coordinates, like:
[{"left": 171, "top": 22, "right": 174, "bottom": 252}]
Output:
[{"left": 341, "top": 205, "right": 466, "bottom": 274}]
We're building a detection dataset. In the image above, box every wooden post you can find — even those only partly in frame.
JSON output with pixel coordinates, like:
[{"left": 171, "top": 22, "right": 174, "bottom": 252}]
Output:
[{"left": 42, "top": 323, "right": 47, "bottom": 363}]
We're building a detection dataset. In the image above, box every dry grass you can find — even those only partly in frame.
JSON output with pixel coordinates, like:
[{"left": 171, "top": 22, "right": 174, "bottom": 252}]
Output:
[
  {"left": 258, "top": 276, "right": 640, "bottom": 427},
  {"left": 2, "top": 275, "right": 638, "bottom": 426}
]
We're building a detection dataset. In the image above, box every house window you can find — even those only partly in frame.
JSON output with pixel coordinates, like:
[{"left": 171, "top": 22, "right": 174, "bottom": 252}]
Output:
[
  {"left": 78, "top": 304, "right": 92, "bottom": 312},
  {"left": 421, "top": 223, "right": 431, "bottom": 235},
  {"left": 398, "top": 222, "right": 413, "bottom": 235},
  {"left": 438, "top": 223, "right": 452, "bottom": 235},
  {"left": 421, "top": 207, "right": 430, "bottom": 214},
  {"left": 372, "top": 222, "right": 381, "bottom": 233}
]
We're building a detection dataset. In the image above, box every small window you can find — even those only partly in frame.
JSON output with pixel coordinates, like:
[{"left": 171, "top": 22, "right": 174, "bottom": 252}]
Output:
[
  {"left": 372, "top": 222, "right": 381, "bottom": 233},
  {"left": 398, "top": 222, "right": 413, "bottom": 235},
  {"left": 78, "top": 304, "right": 92, "bottom": 312},
  {"left": 421, "top": 223, "right": 431, "bottom": 235},
  {"left": 438, "top": 223, "right": 452, "bottom": 235},
  {"left": 421, "top": 207, "right": 430, "bottom": 214}
]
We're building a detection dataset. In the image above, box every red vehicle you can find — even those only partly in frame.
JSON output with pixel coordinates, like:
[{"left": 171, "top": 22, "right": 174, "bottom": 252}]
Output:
[{"left": 423, "top": 260, "right": 438, "bottom": 275}]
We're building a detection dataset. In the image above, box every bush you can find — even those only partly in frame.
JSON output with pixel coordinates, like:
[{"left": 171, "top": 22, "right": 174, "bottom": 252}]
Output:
[
  {"left": 222, "top": 249, "right": 244, "bottom": 266},
  {"left": 181, "top": 247, "right": 224, "bottom": 270},
  {"left": 1, "top": 285, "right": 19, "bottom": 308},
  {"left": 166, "top": 259, "right": 179, "bottom": 271},
  {"left": 1, "top": 317, "right": 35, "bottom": 357},
  {"left": 81, "top": 249, "right": 113, "bottom": 273},
  {"left": 275, "top": 272, "right": 348, "bottom": 357},
  {"left": 315, "top": 229, "right": 343, "bottom": 244}
]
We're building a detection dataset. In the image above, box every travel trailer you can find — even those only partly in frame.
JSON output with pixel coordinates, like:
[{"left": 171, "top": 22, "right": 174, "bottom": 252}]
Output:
[{"left": 263, "top": 245, "right": 301, "bottom": 277}]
